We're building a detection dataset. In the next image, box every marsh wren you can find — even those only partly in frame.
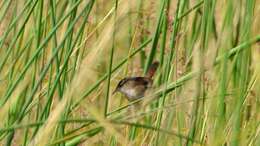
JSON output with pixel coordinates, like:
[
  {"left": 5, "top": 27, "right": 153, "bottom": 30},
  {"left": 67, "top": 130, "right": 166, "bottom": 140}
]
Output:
[{"left": 113, "top": 61, "right": 159, "bottom": 101}]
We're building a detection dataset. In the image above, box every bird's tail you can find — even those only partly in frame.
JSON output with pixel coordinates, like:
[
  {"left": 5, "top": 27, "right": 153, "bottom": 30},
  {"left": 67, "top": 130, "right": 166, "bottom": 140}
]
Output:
[{"left": 146, "top": 61, "right": 159, "bottom": 78}]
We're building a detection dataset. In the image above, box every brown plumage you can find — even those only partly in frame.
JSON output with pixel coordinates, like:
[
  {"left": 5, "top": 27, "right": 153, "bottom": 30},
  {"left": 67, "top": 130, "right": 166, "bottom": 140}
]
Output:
[
  {"left": 113, "top": 61, "right": 159, "bottom": 101},
  {"left": 146, "top": 61, "right": 159, "bottom": 78}
]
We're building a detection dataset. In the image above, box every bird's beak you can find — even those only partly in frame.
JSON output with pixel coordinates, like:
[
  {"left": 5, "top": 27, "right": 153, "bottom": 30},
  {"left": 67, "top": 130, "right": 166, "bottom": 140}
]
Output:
[{"left": 112, "top": 88, "right": 118, "bottom": 95}]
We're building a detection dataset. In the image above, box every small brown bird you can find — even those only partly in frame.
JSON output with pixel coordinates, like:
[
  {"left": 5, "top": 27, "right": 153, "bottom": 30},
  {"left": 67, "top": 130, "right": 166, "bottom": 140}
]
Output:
[{"left": 113, "top": 61, "right": 159, "bottom": 101}]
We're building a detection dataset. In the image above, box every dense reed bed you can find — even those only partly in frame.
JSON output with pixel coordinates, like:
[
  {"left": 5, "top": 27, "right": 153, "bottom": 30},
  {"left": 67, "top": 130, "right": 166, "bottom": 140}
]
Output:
[{"left": 0, "top": 0, "right": 260, "bottom": 145}]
